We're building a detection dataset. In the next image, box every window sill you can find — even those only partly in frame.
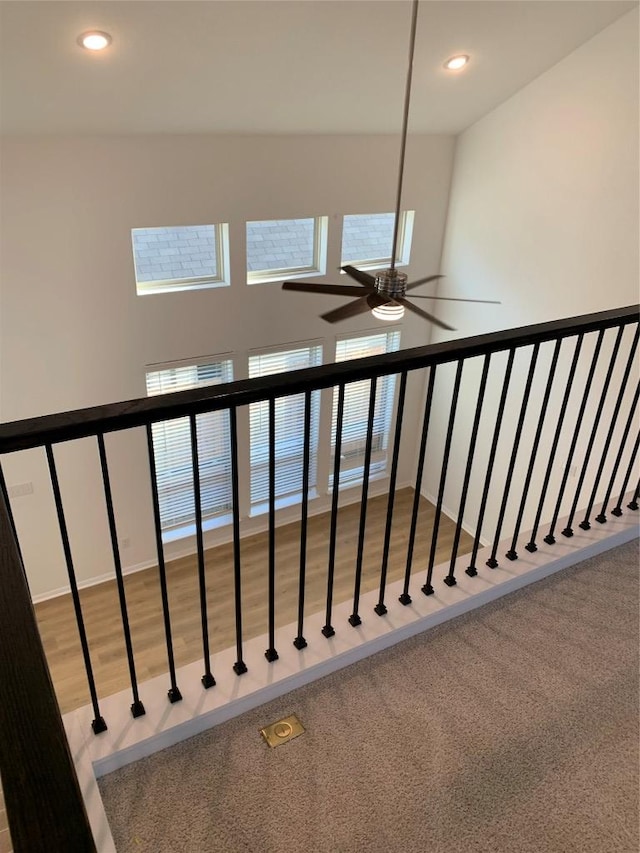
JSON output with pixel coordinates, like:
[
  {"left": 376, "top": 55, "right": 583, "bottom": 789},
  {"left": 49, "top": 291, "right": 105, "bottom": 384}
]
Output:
[
  {"left": 329, "top": 469, "right": 388, "bottom": 493},
  {"left": 249, "top": 488, "right": 319, "bottom": 517},
  {"left": 339, "top": 261, "right": 408, "bottom": 274},
  {"left": 137, "top": 278, "right": 230, "bottom": 296},
  {"left": 161, "top": 512, "right": 232, "bottom": 544},
  {"left": 246, "top": 269, "right": 326, "bottom": 286}
]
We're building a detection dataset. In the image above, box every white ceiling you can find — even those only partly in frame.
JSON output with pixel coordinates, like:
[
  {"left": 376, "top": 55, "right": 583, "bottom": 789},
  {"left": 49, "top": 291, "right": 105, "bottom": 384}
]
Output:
[{"left": 0, "top": 1, "right": 636, "bottom": 135}]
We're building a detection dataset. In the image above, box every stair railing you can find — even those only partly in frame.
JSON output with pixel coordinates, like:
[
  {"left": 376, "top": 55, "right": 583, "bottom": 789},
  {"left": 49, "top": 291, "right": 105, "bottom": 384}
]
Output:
[{"left": 0, "top": 304, "right": 637, "bottom": 851}]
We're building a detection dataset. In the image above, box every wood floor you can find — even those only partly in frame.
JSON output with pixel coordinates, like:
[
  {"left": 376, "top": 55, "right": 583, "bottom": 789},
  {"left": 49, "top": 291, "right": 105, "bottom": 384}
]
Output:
[
  {"left": 0, "top": 785, "right": 9, "bottom": 853},
  {"left": 34, "top": 488, "right": 473, "bottom": 715}
]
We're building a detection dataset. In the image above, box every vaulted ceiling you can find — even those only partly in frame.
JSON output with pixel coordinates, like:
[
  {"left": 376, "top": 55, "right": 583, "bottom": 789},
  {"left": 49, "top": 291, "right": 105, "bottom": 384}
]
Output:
[{"left": 0, "top": 1, "right": 636, "bottom": 135}]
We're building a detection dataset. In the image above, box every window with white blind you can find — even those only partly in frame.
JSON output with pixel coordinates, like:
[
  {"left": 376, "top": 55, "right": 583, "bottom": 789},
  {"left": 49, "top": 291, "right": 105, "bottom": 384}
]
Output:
[
  {"left": 248, "top": 343, "right": 323, "bottom": 512},
  {"left": 146, "top": 358, "right": 234, "bottom": 532},
  {"left": 331, "top": 330, "right": 401, "bottom": 489}
]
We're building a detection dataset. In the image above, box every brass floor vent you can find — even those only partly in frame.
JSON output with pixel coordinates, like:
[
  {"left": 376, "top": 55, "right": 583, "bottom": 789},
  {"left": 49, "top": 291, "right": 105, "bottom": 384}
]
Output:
[{"left": 260, "top": 714, "right": 305, "bottom": 748}]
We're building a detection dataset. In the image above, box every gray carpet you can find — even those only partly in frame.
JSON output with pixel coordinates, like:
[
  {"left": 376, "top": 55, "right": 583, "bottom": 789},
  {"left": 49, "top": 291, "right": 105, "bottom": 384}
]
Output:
[{"left": 99, "top": 539, "right": 640, "bottom": 853}]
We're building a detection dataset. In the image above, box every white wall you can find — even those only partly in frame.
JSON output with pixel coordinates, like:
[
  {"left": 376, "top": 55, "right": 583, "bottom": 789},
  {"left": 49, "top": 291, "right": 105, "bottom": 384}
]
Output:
[
  {"left": 3, "top": 8, "right": 638, "bottom": 598},
  {"left": 438, "top": 8, "right": 639, "bottom": 332},
  {"left": 422, "top": 9, "right": 639, "bottom": 545},
  {"left": 0, "top": 133, "right": 455, "bottom": 598}
]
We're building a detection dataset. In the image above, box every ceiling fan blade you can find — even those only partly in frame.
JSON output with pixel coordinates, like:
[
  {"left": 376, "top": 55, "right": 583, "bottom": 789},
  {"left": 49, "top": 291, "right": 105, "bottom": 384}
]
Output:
[
  {"left": 405, "top": 274, "right": 445, "bottom": 291},
  {"left": 341, "top": 265, "right": 377, "bottom": 287},
  {"left": 320, "top": 294, "right": 381, "bottom": 324},
  {"left": 396, "top": 298, "right": 456, "bottom": 331},
  {"left": 409, "top": 294, "right": 501, "bottom": 304},
  {"left": 282, "top": 281, "right": 375, "bottom": 297}
]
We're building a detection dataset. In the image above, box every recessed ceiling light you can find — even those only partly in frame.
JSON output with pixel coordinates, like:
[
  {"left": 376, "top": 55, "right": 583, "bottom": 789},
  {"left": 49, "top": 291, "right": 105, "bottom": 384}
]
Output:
[
  {"left": 444, "top": 54, "right": 469, "bottom": 71},
  {"left": 77, "top": 31, "right": 112, "bottom": 51}
]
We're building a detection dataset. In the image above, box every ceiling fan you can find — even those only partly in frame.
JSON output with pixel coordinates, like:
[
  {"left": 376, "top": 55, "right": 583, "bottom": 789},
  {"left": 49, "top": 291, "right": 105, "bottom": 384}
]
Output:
[{"left": 281, "top": 0, "right": 499, "bottom": 332}]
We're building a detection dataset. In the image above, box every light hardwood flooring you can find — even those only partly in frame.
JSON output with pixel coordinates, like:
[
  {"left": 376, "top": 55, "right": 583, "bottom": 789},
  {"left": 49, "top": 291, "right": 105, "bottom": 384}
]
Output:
[
  {"left": 35, "top": 488, "right": 473, "bottom": 715},
  {"left": 0, "top": 785, "right": 10, "bottom": 853}
]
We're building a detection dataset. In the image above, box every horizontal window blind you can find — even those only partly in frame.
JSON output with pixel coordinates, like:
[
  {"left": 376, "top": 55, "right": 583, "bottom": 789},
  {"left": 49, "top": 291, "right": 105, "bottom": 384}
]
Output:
[
  {"left": 146, "top": 359, "right": 234, "bottom": 530},
  {"left": 331, "top": 331, "right": 401, "bottom": 488},
  {"left": 249, "top": 345, "right": 322, "bottom": 509}
]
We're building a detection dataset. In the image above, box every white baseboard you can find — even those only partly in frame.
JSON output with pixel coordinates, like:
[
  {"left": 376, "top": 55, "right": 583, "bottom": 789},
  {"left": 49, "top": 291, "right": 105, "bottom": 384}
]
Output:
[
  {"left": 420, "top": 486, "right": 488, "bottom": 546},
  {"left": 31, "top": 557, "right": 159, "bottom": 604},
  {"left": 32, "top": 477, "right": 411, "bottom": 604}
]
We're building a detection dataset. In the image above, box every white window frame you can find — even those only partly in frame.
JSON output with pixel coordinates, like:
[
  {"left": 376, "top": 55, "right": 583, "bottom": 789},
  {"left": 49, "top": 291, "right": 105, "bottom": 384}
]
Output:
[
  {"left": 247, "top": 340, "right": 324, "bottom": 515},
  {"left": 330, "top": 327, "right": 402, "bottom": 491},
  {"left": 340, "top": 210, "right": 415, "bottom": 272},
  {"left": 133, "top": 223, "right": 231, "bottom": 296},
  {"left": 246, "top": 216, "right": 328, "bottom": 285},
  {"left": 145, "top": 353, "right": 235, "bottom": 542}
]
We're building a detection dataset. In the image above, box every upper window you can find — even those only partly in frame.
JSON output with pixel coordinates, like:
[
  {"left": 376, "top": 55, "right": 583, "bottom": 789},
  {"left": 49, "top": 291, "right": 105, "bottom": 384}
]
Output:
[
  {"left": 146, "top": 358, "right": 234, "bottom": 534},
  {"left": 341, "top": 211, "right": 414, "bottom": 270},
  {"left": 132, "top": 224, "right": 230, "bottom": 295},
  {"left": 248, "top": 343, "right": 323, "bottom": 512},
  {"left": 246, "top": 217, "right": 328, "bottom": 284},
  {"left": 331, "top": 330, "right": 401, "bottom": 489}
]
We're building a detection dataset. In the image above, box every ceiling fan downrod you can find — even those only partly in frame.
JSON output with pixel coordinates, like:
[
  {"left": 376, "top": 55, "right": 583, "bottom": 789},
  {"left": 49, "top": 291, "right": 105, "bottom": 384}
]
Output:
[
  {"left": 388, "top": 0, "right": 420, "bottom": 277},
  {"left": 281, "top": 0, "right": 500, "bottom": 331}
]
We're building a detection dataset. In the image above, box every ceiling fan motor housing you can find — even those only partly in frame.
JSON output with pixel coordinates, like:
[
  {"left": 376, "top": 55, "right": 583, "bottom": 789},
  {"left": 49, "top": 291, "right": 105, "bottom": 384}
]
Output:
[{"left": 375, "top": 268, "right": 408, "bottom": 299}]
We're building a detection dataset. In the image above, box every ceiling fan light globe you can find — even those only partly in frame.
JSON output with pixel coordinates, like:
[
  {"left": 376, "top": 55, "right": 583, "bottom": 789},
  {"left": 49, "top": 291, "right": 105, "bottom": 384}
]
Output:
[{"left": 371, "top": 301, "right": 405, "bottom": 322}]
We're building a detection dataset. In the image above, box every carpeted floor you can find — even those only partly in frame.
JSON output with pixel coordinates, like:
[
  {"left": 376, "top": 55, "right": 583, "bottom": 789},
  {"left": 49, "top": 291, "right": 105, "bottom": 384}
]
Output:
[{"left": 98, "top": 539, "right": 640, "bottom": 853}]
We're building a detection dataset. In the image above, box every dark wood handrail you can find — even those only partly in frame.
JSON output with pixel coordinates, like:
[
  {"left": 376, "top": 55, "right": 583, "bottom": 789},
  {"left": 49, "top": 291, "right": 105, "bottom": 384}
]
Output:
[
  {"left": 0, "top": 305, "right": 637, "bottom": 454},
  {"left": 0, "top": 489, "right": 97, "bottom": 852}
]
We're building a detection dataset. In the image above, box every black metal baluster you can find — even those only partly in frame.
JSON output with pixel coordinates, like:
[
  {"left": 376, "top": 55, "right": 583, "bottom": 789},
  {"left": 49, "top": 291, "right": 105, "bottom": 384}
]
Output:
[
  {"left": 45, "top": 444, "right": 106, "bottom": 734},
  {"left": 466, "top": 349, "right": 515, "bottom": 576},
  {"left": 424, "top": 359, "right": 464, "bottom": 594},
  {"left": 544, "top": 329, "right": 605, "bottom": 544},
  {"left": 563, "top": 326, "right": 624, "bottom": 536},
  {"left": 446, "top": 354, "right": 491, "bottom": 584},
  {"left": 294, "top": 391, "right": 312, "bottom": 649},
  {"left": 229, "top": 408, "right": 247, "bottom": 674},
  {"left": 375, "top": 371, "right": 407, "bottom": 616},
  {"left": 400, "top": 366, "right": 436, "bottom": 605},
  {"left": 189, "top": 415, "right": 215, "bottom": 688},
  {"left": 611, "top": 432, "right": 640, "bottom": 517},
  {"left": 349, "top": 377, "right": 378, "bottom": 627},
  {"left": 265, "top": 398, "right": 278, "bottom": 661},
  {"left": 596, "top": 384, "right": 639, "bottom": 523},
  {"left": 145, "top": 424, "right": 182, "bottom": 703},
  {"left": 96, "top": 434, "right": 145, "bottom": 717},
  {"left": 507, "top": 340, "right": 562, "bottom": 559},
  {"left": 486, "top": 344, "right": 540, "bottom": 567},
  {"left": 0, "top": 462, "right": 25, "bottom": 571},
  {"left": 526, "top": 335, "right": 584, "bottom": 552},
  {"left": 323, "top": 384, "right": 345, "bottom": 638},
  {"left": 628, "top": 479, "right": 640, "bottom": 511},
  {"left": 580, "top": 326, "right": 640, "bottom": 528}
]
